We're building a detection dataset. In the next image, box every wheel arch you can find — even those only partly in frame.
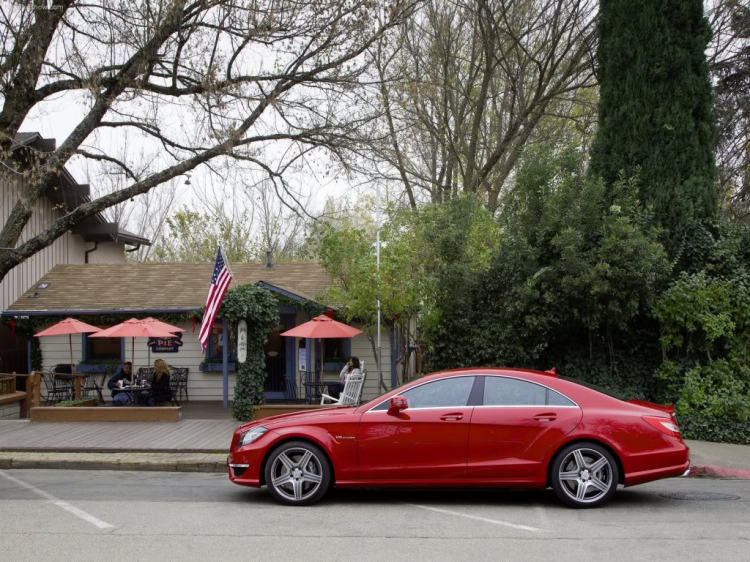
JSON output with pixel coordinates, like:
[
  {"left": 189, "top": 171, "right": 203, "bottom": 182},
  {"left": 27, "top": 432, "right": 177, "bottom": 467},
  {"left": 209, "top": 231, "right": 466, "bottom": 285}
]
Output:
[
  {"left": 258, "top": 435, "right": 336, "bottom": 487},
  {"left": 545, "top": 437, "right": 626, "bottom": 487}
]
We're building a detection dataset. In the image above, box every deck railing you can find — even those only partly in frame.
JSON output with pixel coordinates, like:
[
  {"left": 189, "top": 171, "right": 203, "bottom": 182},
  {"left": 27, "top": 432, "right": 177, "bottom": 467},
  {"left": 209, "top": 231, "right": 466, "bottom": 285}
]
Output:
[{"left": 0, "top": 374, "right": 16, "bottom": 395}]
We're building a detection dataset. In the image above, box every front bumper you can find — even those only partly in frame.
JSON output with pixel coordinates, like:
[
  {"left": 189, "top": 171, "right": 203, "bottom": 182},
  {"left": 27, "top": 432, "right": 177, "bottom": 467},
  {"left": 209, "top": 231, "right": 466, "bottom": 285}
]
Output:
[{"left": 227, "top": 446, "right": 268, "bottom": 487}]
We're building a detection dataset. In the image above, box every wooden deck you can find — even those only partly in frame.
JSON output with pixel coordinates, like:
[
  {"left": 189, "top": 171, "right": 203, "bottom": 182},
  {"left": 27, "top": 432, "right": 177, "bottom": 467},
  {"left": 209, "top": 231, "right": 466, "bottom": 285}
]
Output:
[{"left": 0, "top": 419, "right": 240, "bottom": 453}]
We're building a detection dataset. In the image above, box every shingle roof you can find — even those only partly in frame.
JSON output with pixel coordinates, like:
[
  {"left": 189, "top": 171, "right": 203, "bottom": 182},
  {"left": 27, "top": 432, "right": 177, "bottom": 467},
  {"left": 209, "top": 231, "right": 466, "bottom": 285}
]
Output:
[{"left": 5, "top": 262, "right": 334, "bottom": 314}]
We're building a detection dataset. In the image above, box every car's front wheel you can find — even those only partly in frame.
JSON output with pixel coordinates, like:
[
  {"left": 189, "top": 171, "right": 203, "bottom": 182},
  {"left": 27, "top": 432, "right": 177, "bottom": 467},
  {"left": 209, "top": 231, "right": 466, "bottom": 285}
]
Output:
[
  {"left": 550, "top": 442, "right": 619, "bottom": 508},
  {"left": 264, "top": 441, "right": 332, "bottom": 506}
]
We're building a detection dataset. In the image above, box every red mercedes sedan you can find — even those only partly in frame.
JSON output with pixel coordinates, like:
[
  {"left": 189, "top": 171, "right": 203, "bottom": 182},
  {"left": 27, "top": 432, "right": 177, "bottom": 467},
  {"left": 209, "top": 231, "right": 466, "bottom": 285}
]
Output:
[{"left": 228, "top": 368, "right": 690, "bottom": 508}]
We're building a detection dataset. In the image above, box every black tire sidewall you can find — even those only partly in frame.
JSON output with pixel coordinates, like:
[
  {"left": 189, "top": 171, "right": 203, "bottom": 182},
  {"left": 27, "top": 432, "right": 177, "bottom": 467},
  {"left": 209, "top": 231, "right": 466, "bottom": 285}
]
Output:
[
  {"left": 550, "top": 441, "right": 619, "bottom": 508},
  {"left": 264, "top": 440, "right": 332, "bottom": 506}
]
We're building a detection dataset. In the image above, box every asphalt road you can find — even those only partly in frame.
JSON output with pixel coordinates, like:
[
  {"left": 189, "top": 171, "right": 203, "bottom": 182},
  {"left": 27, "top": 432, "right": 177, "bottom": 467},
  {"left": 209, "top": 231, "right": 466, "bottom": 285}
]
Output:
[{"left": 0, "top": 470, "right": 748, "bottom": 562}]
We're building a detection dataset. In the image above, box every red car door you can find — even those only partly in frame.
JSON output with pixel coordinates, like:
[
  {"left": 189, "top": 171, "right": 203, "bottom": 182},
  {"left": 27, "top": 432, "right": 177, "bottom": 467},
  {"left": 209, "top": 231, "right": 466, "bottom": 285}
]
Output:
[
  {"left": 468, "top": 376, "right": 582, "bottom": 479},
  {"left": 357, "top": 376, "right": 477, "bottom": 481}
]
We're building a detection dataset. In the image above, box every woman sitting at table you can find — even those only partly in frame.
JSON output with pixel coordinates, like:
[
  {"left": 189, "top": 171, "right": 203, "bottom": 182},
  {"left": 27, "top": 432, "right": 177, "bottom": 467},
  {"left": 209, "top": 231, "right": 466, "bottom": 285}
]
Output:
[
  {"left": 328, "top": 356, "right": 361, "bottom": 398},
  {"left": 145, "top": 359, "right": 172, "bottom": 406}
]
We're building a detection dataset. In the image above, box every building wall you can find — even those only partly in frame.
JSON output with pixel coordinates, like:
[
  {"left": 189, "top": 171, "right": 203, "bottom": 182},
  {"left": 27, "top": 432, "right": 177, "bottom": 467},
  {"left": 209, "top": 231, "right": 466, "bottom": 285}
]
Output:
[
  {"left": 0, "top": 176, "right": 128, "bottom": 311},
  {"left": 1, "top": 176, "right": 76, "bottom": 311},
  {"left": 37, "top": 317, "right": 397, "bottom": 403},
  {"left": 67, "top": 235, "right": 127, "bottom": 264}
]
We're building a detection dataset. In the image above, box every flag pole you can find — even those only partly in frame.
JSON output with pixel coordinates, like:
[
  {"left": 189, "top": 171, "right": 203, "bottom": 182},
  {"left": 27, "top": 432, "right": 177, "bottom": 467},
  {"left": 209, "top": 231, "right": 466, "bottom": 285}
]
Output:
[{"left": 220, "top": 244, "right": 239, "bottom": 289}]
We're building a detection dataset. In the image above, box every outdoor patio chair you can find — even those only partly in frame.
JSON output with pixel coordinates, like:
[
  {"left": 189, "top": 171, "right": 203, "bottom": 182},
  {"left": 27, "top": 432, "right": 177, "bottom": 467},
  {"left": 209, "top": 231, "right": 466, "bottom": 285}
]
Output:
[
  {"left": 41, "top": 372, "right": 72, "bottom": 404},
  {"left": 137, "top": 367, "right": 154, "bottom": 384},
  {"left": 169, "top": 367, "right": 189, "bottom": 402},
  {"left": 167, "top": 372, "right": 181, "bottom": 406},
  {"left": 320, "top": 371, "right": 365, "bottom": 407},
  {"left": 82, "top": 371, "right": 107, "bottom": 405}
]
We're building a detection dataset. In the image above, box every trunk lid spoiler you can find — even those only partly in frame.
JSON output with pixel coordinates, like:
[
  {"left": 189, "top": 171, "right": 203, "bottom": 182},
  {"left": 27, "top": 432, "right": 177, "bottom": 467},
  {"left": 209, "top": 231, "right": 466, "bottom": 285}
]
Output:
[{"left": 627, "top": 399, "right": 675, "bottom": 416}]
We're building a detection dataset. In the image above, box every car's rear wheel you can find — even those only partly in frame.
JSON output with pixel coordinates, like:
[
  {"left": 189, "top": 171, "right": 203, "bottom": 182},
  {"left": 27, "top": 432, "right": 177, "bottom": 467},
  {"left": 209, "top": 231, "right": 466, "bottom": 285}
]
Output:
[
  {"left": 550, "top": 442, "right": 619, "bottom": 508},
  {"left": 265, "top": 441, "right": 331, "bottom": 506}
]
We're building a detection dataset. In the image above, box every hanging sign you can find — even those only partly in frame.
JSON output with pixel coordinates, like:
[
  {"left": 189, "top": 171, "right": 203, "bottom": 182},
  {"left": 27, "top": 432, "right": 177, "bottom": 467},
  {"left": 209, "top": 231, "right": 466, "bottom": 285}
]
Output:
[
  {"left": 298, "top": 348, "right": 307, "bottom": 372},
  {"left": 237, "top": 320, "right": 248, "bottom": 363},
  {"left": 149, "top": 334, "right": 183, "bottom": 353}
]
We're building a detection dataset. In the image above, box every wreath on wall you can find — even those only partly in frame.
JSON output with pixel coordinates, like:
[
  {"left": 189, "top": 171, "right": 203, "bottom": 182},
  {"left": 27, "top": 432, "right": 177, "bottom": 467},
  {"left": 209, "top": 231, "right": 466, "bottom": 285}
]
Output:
[{"left": 218, "top": 284, "right": 280, "bottom": 421}]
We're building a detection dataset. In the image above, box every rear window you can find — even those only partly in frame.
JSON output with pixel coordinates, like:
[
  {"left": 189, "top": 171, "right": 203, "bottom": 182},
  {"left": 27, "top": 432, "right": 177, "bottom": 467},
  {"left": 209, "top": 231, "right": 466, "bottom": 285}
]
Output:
[{"left": 559, "top": 376, "right": 628, "bottom": 401}]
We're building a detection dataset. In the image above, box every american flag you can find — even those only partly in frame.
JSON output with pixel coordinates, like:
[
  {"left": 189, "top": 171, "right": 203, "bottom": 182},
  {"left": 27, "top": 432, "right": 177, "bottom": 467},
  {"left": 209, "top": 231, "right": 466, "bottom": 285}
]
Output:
[{"left": 199, "top": 247, "right": 233, "bottom": 353}]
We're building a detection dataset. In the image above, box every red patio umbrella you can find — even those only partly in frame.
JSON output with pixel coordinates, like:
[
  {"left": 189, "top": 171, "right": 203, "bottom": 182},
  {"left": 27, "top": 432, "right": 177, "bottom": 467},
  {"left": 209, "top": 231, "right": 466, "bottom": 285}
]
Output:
[
  {"left": 280, "top": 315, "right": 363, "bottom": 376},
  {"left": 35, "top": 318, "right": 102, "bottom": 371},
  {"left": 89, "top": 319, "right": 176, "bottom": 384}
]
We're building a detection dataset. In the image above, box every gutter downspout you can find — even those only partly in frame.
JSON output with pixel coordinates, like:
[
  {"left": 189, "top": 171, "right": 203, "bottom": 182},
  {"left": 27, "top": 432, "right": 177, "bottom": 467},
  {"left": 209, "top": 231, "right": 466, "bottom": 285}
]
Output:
[{"left": 84, "top": 242, "right": 99, "bottom": 264}]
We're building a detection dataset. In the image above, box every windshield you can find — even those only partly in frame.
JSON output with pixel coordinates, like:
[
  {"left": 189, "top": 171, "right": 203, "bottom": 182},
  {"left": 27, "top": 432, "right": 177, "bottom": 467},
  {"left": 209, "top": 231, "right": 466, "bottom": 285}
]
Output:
[
  {"left": 559, "top": 376, "right": 629, "bottom": 401},
  {"left": 360, "top": 379, "right": 412, "bottom": 409}
]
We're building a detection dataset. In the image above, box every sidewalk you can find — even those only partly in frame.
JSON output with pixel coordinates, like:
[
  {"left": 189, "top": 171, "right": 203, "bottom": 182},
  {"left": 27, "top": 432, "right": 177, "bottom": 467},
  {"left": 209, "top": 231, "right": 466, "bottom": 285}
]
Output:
[
  {"left": 685, "top": 439, "right": 750, "bottom": 479},
  {"left": 0, "top": 451, "right": 226, "bottom": 473}
]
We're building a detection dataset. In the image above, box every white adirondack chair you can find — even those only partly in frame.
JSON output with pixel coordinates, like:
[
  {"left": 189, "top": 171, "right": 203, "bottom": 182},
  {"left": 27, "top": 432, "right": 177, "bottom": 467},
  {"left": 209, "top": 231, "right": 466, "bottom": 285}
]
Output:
[{"left": 321, "top": 371, "right": 366, "bottom": 406}]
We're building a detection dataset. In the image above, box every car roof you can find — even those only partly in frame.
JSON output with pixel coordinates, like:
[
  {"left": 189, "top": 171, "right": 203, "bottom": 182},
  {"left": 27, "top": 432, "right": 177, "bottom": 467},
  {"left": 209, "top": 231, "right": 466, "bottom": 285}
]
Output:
[{"left": 421, "top": 367, "right": 557, "bottom": 380}]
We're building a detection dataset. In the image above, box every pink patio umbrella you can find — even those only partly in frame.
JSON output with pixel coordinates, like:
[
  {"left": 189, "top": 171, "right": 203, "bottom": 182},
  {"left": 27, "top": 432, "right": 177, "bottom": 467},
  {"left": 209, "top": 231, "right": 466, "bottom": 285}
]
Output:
[
  {"left": 89, "top": 319, "right": 176, "bottom": 385},
  {"left": 280, "top": 315, "right": 363, "bottom": 377},
  {"left": 35, "top": 318, "right": 102, "bottom": 371}
]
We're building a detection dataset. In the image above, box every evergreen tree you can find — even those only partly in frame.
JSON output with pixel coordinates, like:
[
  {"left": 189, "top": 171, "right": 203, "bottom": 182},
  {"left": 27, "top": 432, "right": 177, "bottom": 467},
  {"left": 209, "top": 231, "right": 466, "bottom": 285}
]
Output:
[{"left": 591, "top": 0, "right": 718, "bottom": 241}]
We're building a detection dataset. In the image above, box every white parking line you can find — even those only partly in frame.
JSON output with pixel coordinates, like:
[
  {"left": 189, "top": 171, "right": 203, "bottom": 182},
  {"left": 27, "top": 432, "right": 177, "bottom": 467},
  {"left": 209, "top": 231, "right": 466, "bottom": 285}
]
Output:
[
  {"left": 0, "top": 470, "right": 114, "bottom": 530},
  {"left": 403, "top": 503, "right": 542, "bottom": 532}
]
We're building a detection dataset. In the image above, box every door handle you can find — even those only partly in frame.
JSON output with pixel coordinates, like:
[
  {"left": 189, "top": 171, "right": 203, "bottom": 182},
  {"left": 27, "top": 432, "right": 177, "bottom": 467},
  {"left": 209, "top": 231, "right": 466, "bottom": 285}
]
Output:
[
  {"left": 440, "top": 413, "right": 464, "bottom": 421},
  {"left": 533, "top": 413, "right": 557, "bottom": 422}
]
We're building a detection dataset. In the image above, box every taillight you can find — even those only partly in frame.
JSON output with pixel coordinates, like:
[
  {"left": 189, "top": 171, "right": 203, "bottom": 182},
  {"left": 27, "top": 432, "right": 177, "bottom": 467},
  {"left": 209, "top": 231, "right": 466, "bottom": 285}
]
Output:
[{"left": 642, "top": 415, "right": 681, "bottom": 438}]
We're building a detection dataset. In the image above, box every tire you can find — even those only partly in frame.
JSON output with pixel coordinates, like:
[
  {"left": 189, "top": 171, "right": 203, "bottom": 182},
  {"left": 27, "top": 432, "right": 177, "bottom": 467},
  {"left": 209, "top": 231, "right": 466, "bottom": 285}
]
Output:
[
  {"left": 264, "top": 441, "right": 332, "bottom": 506},
  {"left": 550, "top": 441, "right": 619, "bottom": 508}
]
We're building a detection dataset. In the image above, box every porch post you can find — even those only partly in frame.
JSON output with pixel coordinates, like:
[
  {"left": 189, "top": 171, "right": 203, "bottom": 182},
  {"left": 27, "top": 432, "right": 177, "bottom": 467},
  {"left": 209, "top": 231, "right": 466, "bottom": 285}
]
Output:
[{"left": 222, "top": 317, "right": 229, "bottom": 410}]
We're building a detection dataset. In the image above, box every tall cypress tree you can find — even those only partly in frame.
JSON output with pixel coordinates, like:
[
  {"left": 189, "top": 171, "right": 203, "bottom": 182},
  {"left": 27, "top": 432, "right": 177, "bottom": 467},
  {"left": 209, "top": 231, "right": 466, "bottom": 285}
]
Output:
[{"left": 591, "top": 0, "right": 718, "bottom": 240}]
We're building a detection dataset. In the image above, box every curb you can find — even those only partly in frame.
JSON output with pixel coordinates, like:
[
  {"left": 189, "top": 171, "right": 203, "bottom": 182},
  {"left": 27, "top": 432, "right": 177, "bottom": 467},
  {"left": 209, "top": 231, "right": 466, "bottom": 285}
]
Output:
[
  {"left": 0, "top": 452, "right": 227, "bottom": 474},
  {"left": 688, "top": 464, "right": 750, "bottom": 480}
]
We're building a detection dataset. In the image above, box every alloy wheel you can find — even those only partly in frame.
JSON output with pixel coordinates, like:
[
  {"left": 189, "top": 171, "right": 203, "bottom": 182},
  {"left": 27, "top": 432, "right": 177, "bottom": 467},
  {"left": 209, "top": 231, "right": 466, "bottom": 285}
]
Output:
[
  {"left": 269, "top": 447, "right": 324, "bottom": 502},
  {"left": 558, "top": 447, "right": 614, "bottom": 504}
]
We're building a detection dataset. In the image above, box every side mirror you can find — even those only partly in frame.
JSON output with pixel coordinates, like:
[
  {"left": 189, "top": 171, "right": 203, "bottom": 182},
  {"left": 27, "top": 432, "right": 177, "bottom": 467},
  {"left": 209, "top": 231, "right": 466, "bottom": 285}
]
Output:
[{"left": 388, "top": 395, "right": 408, "bottom": 413}]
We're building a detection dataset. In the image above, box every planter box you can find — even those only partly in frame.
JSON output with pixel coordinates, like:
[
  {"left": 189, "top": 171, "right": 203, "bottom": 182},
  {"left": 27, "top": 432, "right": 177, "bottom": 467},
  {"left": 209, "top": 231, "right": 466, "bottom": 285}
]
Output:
[
  {"left": 199, "top": 363, "right": 235, "bottom": 372},
  {"left": 31, "top": 406, "right": 181, "bottom": 422},
  {"left": 75, "top": 364, "right": 113, "bottom": 373},
  {"left": 322, "top": 362, "right": 345, "bottom": 371}
]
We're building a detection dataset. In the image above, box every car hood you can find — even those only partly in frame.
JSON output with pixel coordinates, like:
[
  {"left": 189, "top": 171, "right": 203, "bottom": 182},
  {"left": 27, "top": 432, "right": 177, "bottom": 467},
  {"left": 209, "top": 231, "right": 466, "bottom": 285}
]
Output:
[{"left": 238, "top": 406, "right": 358, "bottom": 431}]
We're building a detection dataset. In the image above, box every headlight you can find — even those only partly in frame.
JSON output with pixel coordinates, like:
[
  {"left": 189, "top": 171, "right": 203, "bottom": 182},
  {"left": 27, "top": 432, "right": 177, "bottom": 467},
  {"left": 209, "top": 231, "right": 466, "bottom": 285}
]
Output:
[{"left": 239, "top": 427, "right": 268, "bottom": 447}]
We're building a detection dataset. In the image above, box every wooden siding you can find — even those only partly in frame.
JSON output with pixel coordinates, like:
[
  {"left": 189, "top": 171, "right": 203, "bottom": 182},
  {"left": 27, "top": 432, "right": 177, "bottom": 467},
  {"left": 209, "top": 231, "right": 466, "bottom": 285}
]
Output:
[
  {"left": 0, "top": 176, "right": 127, "bottom": 311},
  {"left": 1, "top": 176, "right": 75, "bottom": 311},
  {"left": 39, "top": 318, "right": 398, "bottom": 402}
]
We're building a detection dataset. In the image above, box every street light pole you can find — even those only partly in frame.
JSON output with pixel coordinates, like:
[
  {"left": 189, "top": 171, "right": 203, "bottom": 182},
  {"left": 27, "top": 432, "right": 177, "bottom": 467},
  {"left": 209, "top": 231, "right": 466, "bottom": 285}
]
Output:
[{"left": 376, "top": 183, "right": 382, "bottom": 393}]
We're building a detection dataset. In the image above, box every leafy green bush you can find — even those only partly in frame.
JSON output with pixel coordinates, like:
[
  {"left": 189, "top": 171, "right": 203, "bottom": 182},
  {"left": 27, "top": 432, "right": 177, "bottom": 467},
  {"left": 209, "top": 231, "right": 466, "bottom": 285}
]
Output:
[
  {"left": 54, "top": 398, "right": 98, "bottom": 407},
  {"left": 219, "top": 285, "right": 280, "bottom": 421}
]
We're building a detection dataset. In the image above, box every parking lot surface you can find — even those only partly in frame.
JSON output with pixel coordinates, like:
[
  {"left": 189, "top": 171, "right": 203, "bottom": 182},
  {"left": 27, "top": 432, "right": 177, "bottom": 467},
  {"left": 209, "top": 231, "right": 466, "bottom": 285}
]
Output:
[{"left": 0, "top": 469, "right": 748, "bottom": 562}]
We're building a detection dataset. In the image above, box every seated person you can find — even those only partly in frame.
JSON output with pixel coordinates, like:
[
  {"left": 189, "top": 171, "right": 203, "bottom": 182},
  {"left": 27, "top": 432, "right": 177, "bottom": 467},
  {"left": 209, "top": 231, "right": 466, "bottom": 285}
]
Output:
[
  {"left": 107, "top": 362, "right": 133, "bottom": 406},
  {"left": 145, "top": 359, "right": 172, "bottom": 406},
  {"left": 328, "top": 356, "right": 361, "bottom": 398}
]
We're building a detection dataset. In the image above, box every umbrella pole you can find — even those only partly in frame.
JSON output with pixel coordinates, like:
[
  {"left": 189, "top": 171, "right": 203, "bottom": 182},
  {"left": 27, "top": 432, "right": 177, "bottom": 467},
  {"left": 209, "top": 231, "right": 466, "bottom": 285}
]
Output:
[
  {"left": 69, "top": 334, "right": 74, "bottom": 373},
  {"left": 131, "top": 338, "right": 135, "bottom": 385}
]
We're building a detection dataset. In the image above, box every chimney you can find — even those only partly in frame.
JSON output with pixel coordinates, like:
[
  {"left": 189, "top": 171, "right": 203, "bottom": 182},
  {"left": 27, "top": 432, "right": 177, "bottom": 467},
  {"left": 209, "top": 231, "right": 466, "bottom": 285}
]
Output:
[{"left": 265, "top": 249, "right": 274, "bottom": 268}]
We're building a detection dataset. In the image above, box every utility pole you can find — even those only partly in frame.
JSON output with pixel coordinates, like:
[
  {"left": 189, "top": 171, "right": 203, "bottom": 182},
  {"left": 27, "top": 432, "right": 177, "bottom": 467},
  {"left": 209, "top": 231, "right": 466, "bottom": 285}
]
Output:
[{"left": 376, "top": 183, "right": 383, "bottom": 393}]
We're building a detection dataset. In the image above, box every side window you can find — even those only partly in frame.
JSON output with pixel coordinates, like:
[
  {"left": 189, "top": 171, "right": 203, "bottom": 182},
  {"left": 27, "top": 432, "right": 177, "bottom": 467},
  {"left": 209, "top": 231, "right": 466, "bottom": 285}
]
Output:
[
  {"left": 548, "top": 389, "right": 576, "bottom": 407},
  {"left": 372, "top": 377, "right": 475, "bottom": 410},
  {"left": 484, "top": 377, "right": 546, "bottom": 406}
]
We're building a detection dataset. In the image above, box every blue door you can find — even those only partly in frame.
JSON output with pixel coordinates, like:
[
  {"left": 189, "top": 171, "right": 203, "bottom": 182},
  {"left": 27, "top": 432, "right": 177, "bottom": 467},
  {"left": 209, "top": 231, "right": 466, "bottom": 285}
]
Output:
[{"left": 264, "top": 314, "right": 296, "bottom": 400}]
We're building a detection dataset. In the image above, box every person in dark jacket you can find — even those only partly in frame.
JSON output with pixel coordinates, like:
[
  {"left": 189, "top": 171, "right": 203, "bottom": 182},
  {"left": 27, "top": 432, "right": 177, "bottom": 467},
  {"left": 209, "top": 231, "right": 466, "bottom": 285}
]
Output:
[
  {"left": 108, "top": 362, "right": 133, "bottom": 406},
  {"left": 145, "top": 359, "right": 172, "bottom": 406}
]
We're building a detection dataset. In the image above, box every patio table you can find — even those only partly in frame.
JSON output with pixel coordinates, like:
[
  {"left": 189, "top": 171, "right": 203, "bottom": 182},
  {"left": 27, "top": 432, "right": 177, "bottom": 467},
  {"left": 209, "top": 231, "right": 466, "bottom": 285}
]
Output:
[
  {"left": 114, "top": 385, "right": 151, "bottom": 406},
  {"left": 304, "top": 377, "right": 341, "bottom": 404}
]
